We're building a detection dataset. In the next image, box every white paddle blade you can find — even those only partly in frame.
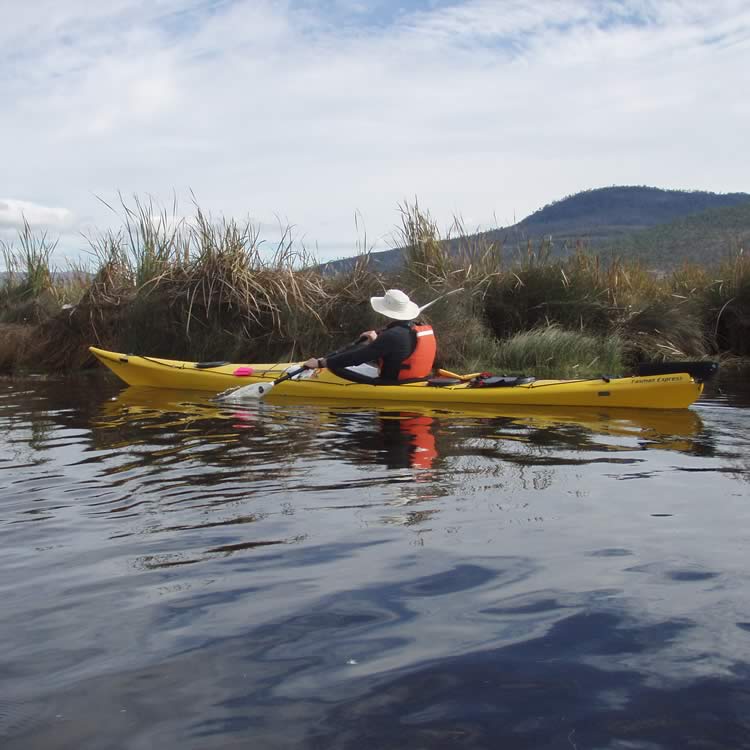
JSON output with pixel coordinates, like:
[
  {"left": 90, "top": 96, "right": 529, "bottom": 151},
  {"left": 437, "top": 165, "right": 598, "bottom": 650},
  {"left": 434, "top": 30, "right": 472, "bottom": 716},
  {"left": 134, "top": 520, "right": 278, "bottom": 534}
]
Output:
[{"left": 216, "top": 381, "right": 276, "bottom": 402}]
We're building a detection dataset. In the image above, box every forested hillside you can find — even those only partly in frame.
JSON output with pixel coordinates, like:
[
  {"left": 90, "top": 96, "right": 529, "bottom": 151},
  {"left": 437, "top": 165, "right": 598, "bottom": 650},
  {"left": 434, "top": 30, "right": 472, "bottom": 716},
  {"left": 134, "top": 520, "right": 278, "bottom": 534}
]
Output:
[{"left": 598, "top": 200, "right": 750, "bottom": 268}]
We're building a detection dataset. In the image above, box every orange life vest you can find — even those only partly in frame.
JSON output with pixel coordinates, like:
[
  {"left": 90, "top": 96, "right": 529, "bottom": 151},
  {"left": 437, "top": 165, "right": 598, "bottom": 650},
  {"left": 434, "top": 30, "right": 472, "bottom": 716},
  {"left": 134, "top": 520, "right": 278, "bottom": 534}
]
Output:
[{"left": 397, "top": 323, "right": 436, "bottom": 381}]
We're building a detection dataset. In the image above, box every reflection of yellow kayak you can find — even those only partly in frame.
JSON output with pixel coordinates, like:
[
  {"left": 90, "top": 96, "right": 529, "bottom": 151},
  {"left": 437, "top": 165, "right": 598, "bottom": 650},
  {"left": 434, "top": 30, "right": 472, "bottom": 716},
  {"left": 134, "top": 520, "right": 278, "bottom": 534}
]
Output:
[
  {"left": 90, "top": 346, "right": 704, "bottom": 410},
  {"left": 277, "top": 393, "right": 703, "bottom": 437},
  {"left": 101, "top": 386, "right": 704, "bottom": 446}
]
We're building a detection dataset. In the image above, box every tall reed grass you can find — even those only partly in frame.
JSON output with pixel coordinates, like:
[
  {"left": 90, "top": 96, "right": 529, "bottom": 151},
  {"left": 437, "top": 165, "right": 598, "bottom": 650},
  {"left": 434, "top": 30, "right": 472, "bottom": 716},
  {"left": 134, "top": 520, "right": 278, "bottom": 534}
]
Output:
[
  {"left": 1, "top": 218, "right": 58, "bottom": 323},
  {"left": 672, "top": 250, "right": 750, "bottom": 356},
  {"left": 1, "top": 198, "right": 747, "bottom": 375}
]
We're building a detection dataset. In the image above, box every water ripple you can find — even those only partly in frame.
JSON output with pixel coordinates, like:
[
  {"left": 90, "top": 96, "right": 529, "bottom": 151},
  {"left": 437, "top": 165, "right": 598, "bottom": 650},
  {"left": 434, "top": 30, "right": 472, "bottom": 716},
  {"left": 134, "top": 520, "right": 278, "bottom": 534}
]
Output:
[{"left": 1, "top": 375, "right": 749, "bottom": 748}]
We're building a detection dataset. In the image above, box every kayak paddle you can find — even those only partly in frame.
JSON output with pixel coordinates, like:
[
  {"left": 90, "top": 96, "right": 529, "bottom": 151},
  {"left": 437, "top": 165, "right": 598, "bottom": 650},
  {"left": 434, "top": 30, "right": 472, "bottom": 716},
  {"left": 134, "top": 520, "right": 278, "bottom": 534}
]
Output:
[
  {"left": 417, "top": 288, "right": 462, "bottom": 313},
  {"left": 215, "top": 336, "right": 370, "bottom": 402},
  {"left": 217, "top": 365, "right": 307, "bottom": 401}
]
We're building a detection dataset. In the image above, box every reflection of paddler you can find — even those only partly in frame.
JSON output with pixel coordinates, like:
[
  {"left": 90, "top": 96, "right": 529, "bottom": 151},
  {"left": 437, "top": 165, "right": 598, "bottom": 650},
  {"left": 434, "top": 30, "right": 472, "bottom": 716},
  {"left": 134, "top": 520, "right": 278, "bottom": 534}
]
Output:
[
  {"left": 398, "top": 415, "right": 438, "bottom": 469},
  {"left": 345, "top": 412, "right": 439, "bottom": 470}
]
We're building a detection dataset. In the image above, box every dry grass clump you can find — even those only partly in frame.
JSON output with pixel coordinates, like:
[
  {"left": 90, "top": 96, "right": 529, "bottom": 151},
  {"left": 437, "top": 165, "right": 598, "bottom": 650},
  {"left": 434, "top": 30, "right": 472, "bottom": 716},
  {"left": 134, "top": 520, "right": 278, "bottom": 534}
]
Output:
[
  {"left": 483, "top": 251, "right": 633, "bottom": 338},
  {"left": 316, "top": 252, "right": 385, "bottom": 354},
  {"left": 481, "top": 247, "right": 711, "bottom": 365},
  {"left": 397, "top": 201, "right": 455, "bottom": 288},
  {"left": 669, "top": 251, "right": 750, "bottom": 357},
  {"left": 31, "top": 197, "right": 337, "bottom": 366},
  {"left": 0, "top": 323, "right": 36, "bottom": 373},
  {"left": 1, "top": 219, "right": 55, "bottom": 299},
  {"left": 618, "top": 298, "right": 708, "bottom": 362},
  {"left": 1, "top": 219, "right": 57, "bottom": 324},
  {"left": 483, "top": 251, "right": 610, "bottom": 339},
  {"left": 391, "top": 201, "right": 508, "bottom": 371},
  {"left": 698, "top": 251, "right": 750, "bottom": 356}
]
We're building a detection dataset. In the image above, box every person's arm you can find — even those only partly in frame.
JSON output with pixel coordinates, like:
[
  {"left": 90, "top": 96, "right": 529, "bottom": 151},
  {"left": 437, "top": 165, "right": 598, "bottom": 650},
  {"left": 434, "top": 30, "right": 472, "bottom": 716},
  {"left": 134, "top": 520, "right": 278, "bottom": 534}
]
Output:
[
  {"left": 303, "top": 331, "right": 393, "bottom": 370},
  {"left": 323, "top": 335, "right": 391, "bottom": 369}
]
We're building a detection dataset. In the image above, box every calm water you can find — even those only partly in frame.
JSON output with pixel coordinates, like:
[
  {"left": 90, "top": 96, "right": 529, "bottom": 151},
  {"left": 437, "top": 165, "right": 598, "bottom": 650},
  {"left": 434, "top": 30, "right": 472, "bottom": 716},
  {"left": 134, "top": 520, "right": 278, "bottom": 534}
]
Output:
[{"left": 1, "top": 371, "right": 749, "bottom": 749}]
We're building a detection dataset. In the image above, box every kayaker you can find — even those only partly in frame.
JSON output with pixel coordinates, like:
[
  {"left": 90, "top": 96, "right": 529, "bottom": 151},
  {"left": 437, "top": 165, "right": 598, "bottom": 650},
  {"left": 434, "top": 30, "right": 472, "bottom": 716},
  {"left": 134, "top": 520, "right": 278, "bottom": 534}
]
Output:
[{"left": 302, "top": 289, "right": 437, "bottom": 382}]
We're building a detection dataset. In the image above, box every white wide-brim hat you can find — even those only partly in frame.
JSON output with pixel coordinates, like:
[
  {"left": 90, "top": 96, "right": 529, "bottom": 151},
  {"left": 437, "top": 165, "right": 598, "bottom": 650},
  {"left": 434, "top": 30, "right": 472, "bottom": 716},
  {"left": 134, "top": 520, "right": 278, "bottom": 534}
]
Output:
[{"left": 370, "top": 289, "right": 420, "bottom": 320}]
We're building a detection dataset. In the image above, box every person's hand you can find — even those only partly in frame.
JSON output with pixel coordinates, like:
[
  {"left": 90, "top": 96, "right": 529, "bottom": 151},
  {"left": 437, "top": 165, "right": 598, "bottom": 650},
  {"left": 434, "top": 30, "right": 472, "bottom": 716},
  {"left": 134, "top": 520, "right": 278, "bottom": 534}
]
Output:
[
  {"left": 302, "top": 357, "right": 325, "bottom": 369},
  {"left": 360, "top": 330, "right": 378, "bottom": 343}
]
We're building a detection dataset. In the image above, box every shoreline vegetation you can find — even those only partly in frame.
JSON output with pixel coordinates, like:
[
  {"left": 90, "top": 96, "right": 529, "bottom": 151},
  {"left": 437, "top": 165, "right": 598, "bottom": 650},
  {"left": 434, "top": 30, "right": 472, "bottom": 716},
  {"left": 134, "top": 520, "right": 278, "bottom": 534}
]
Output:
[{"left": 1, "top": 199, "right": 748, "bottom": 380}]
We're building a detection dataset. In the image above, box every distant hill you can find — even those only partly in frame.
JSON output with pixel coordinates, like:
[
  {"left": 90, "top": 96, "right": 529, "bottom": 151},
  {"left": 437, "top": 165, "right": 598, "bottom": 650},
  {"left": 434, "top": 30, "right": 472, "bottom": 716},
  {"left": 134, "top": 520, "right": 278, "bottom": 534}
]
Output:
[
  {"left": 598, "top": 200, "right": 750, "bottom": 268},
  {"left": 320, "top": 186, "right": 750, "bottom": 273},
  {"left": 509, "top": 185, "right": 750, "bottom": 236}
]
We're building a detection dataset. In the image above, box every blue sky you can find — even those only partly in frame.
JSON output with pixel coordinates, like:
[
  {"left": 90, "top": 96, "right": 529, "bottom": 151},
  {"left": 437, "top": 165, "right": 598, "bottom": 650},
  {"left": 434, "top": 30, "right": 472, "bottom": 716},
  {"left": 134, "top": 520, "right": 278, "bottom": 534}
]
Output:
[{"left": 2, "top": 0, "right": 749, "bottom": 265}]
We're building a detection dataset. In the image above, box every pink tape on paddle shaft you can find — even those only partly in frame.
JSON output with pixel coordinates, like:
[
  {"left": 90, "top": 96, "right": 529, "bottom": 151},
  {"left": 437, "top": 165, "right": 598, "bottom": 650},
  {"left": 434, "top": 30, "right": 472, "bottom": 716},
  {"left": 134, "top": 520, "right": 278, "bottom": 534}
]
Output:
[{"left": 233, "top": 366, "right": 254, "bottom": 376}]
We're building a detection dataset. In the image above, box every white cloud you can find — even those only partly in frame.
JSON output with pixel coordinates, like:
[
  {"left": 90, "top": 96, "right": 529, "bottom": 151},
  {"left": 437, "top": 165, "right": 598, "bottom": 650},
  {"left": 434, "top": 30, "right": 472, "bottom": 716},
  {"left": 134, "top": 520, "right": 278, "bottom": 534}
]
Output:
[
  {"left": 1, "top": 0, "right": 749, "bottom": 263},
  {"left": 0, "top": 199, "right": 74, "bottom": 230}
]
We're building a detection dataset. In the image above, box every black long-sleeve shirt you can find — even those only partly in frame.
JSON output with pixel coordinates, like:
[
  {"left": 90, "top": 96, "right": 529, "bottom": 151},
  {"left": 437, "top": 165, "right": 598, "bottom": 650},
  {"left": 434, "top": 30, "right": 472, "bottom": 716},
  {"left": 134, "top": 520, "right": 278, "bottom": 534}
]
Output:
[{"left": 326, "top": 321, "right": 416, "bottom": 381}]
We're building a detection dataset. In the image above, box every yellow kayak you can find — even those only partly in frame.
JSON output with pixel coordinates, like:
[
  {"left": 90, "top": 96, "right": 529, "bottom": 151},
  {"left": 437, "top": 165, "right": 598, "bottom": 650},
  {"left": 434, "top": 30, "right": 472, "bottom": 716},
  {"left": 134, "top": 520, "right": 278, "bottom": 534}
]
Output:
[{"left": 89, "top": 347, "right": 708, "bottom": 410}]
